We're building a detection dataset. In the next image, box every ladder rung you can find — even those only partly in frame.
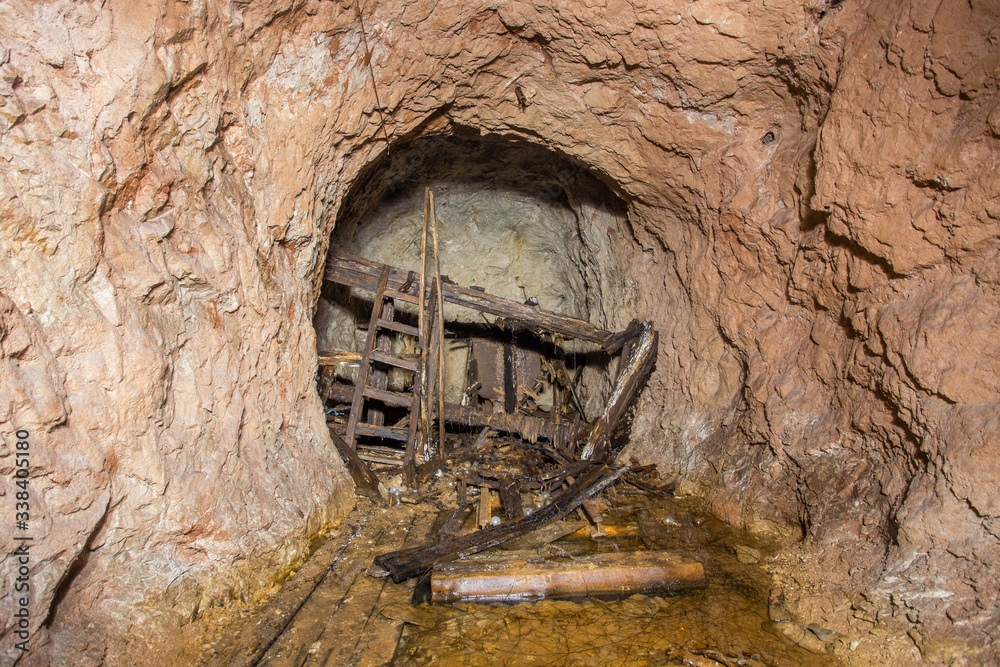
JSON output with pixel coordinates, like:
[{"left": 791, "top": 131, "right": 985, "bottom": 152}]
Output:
[
  {"left": 384, "top": 288, "right": 420, "bottom": 304},
  {"left": 369, "top": 351, "right": 419, "bottom": 371},
  {"left": 376, "top": 319, "right": 419, "bottom": 337},
  {"left": 363, "top": 386, "right": 414, "bottom": 408},
  {"left": 356, "top": 452, "right": 405, "bottom": 466},
  {"left": 356, "top": 423, "right": 409, "bottom": 441}
]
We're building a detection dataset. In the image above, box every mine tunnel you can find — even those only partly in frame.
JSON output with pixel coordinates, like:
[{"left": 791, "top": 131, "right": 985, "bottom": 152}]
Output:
[
  {"left": 315, "top": 135, "right": 631, "bottom": 450},
  {"left": 1, "top": 0, "right": 999, "bottom": 665}
]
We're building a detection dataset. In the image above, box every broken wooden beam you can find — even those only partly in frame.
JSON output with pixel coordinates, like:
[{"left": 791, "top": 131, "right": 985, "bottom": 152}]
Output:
[
  {"left": 371, "top": 463, "right": 627, "bottom": 582},
  {"left": 430, "top": 550, "right": 706, "bottom": 603},
  {"left": 331, "top": 430, "right": 387, "bottom": 505},
  {"left": 325, "top": 251, "right": 618, "bottom": 346},
  {"left": 580, "top": 323, "right": 659, "bottom": 461},
  {"left": 442, "top": 402, "right": 574, "bottom": 443},
  {"left": 326, "top": 382, "right": 576, "bottom": 444}
]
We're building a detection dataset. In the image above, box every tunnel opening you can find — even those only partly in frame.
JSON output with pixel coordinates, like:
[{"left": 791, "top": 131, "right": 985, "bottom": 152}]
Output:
[{"left": 313, "top": 134, "right": 640, "bottom": 469}]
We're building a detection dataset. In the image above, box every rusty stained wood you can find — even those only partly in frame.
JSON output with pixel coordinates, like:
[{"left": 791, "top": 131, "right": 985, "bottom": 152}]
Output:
[
  {"left": 371, "top": 463, "right": 627, "bottom": 583},
  {"left": 331, "top": 431, "right": 387, "bottom": 505},
  {"left": 580, "top": 322, "right": 659, "bottom": 462},
  {"left": 324, "top": 251, "right": 618, "bottom": 347},
  {"left": 442, "top": 402, "right": 574, "bottom": 444},
  {"left": 344, "top": 265, "right": 391, "bottom": 450},
  {"left": 326, "top": 382, "right": 575, "bottom": 445},
  {"left": 430, "top": 550, "right": 706, "bottom": 603}
]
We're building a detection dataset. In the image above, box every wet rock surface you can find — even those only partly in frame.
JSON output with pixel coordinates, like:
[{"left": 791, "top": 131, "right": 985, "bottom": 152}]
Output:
[{"left": 0, "top": 0, "right": 997, "bottom": 663}]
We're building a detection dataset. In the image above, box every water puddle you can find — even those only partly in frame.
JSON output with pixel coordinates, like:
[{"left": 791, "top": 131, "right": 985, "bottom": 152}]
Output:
[{"left": 390, "top": 489, "right": 839, "bottom": 666}]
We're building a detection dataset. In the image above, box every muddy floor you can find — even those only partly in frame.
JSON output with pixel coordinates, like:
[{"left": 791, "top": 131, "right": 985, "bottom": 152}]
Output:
[
  {"left": 174, "top": 459, "right": 867, "bottom": 666},
  {"left": 386, "top": 486, "right": 838, "bottom": 667}
]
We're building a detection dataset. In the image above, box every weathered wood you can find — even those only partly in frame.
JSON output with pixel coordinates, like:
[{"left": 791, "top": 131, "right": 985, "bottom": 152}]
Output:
[
  {"left": 372, "top": 463, "right": 626, "bottom": 582},
  {"left": 325, "top": 251, "right": 617, "bottom": 345},
  {"left": 330, "top": 382, "right": 576, "bottom": 444},
  {"left": 208, "top": 527, "right": 357, "bottom": 667},
  {"left": 368, "top": 296, "right": 395, "bottom": 427},
  {"left": 331, "top": 431, "right": 387, "bottom": 505},
  {"left": 604, "top": 318, "right": 646, "bottom": 355},
  {"left": 356, "top": 423, "right": 408, "bottom": 441},
  {"left": 317, "top": 350, "right": 361, "bottom": 366},
  {"left": 430, "top": 550, "right": 705, "bottom": 603},
  {"left": 376, "top": 318, "right": 419, "bottom": 337},
  {"left": 345, "top": 266, "right": 391, "bottom": 450},
  {"left": 581, "top": 323, "right": 659, "bottom": 461},
  {"left": 503, "top": 322, "right": 517, "bottom": 414},
  {"left": 499, "top": 521, "right": 585, "bottom": 551},
  {"left": 369, "top": 350, "right": 419, "bottom": 371},
  {"left": 477, "top": 486, "right": 492, "bottom": 529},
  {"left": 498, "top": 478, "right": 524, "bottom": 520},
  {"left": 410, "top": 188, "right": 431, "bottom": 486},
  {"left": 437, "top": 502, "right": 474, "bottom": 541},
  {"left": 424, "top": 279, "right": 443, "bottom": 458},
  {"left": 429, "top": 189, "right": 447, "bottom": 456},
  {"left": 441, "top": 402, "right": 574, "bottom": 444},
  {"left": 363, "top": 386, "right": 412, "bottom": 408}
]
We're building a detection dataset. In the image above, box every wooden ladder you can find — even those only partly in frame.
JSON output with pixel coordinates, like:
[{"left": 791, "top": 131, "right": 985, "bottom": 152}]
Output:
[{"left": 343, "top": 266, "right": 426, "bottom": 462}]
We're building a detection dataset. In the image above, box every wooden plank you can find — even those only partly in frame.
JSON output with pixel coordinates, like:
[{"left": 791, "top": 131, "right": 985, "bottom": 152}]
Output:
[
  {"left": 441, "top": 403, "right": 574, "bottom": 444},
  {"left": 328, "top": 381, "right": 575, "bottom": 444},
  {"left": 503, "top": 322, "right": 517, "bottom": 414},
  {"left": 408, "top": 190, "right": 431, "bottom": 486},
  {"left": 476, "top": 487, "right": 492, "bottom": 529},
  {"left": 356, "top": 423, "right": 409, "bottom": 441},
  {"left": 437, "top": 503, "right": 475, "bottom": 541},
  {"left": 369, "top": 350, "right": 419, "bottom": 371},
  {"left": 580, "top": 323, "right": 659, "bottom": 461},
  {"left": 331, "top": 431, "right": 387, "bottom": 505},
  {"left": 299, "top": 510, "right": 422, "bottom": 667},
  {"left": 317, "top": 350, "right": 361, "bottom": 366},
  {"left": 357, "top": 452, "right": 405, "bottom": 466},
  {"left": 207, "top": 515, "right": 368, "bottom": 667},
  {"left": 376, "top": 318, "right": 419, "bottom": 337},
  {"left": 363, "top": 386, "right": 413, "bottom": 408},
  {"left": 383, "top": 288, "right": 420, "bottom": 304},
  {"left": 345, "top": 266, "right": 391, "bottom": 450},
  {"left": 325, "top": 251, "right": 616, "bottom": 345},
  {"left": 424, "top": 278, "right": 443, "bottom": 458},
  {"left": 429, "top": 189, "right": 447, "bottom": 456},
  {"left": 498, "top": 479, "right": 524, "bottom": 520},
  {"left": 499, "top": 521, "right": 585, "bottom": 551},
  {"left": 430, "top": 550, "right": 705, "bottom": 603},
  {"left": 371, "top": 463, "right": 627, "bottom": 582}
]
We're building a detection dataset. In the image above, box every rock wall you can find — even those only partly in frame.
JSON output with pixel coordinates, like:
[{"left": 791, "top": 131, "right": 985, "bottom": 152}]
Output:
[{"left": 0, "top": 0, "right": 997, "bottom": 663}]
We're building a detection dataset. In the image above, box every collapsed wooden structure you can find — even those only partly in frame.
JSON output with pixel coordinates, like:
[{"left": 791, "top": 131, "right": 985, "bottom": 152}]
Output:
[
  {"left": 320, "top": 245, "right": 659, "bottom": 579},
  {"left": 320, "top": 251, "right": 642, "bottom": 462},
  {"left": 319, "top": 185, "right": 659, "bottom": 580},
  {"left": 321, "top": 250, "right": 651, "bottom": 476}
]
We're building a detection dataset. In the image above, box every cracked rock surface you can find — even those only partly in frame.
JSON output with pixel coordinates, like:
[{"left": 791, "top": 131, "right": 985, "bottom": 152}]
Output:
[{"left": 0, "top": 0, "right": 998, "bottom": 663}]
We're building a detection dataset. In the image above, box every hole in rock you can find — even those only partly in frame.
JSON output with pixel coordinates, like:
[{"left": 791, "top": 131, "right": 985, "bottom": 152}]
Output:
[{"left": 315, "top": 134, "right": 634, "bottom": 460}]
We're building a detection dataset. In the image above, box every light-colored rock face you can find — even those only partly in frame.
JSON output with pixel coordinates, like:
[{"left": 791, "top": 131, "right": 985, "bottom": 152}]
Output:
[
  {"left": 315, "top": 135, "right": 630, "bottom": 410},
  {"left": 0, "top": 0, "right": 997, "bottom": 663}
]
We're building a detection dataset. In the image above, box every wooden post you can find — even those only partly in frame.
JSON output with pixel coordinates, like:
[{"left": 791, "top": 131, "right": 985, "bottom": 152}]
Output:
[
  {"left": 406, "top": 189, "right": 431, "bottom": 485},
  {"left": 429, "top": 189, "right": 446, "bottom": 455}
]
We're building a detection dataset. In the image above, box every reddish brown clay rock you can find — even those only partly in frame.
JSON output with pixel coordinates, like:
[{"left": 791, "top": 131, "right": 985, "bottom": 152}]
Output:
[{"left": 0, "top": 0, "right": 997, "bottom": 663}]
